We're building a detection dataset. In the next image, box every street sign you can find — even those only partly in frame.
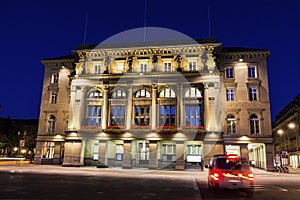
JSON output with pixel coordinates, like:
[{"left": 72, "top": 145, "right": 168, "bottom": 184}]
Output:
[{"left": 20, "top": 140, "right": 25, "bottom": 147}]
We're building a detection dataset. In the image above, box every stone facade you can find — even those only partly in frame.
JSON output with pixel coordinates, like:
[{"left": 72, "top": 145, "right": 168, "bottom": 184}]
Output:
[{"left": 35, "top": 39, "right": 274, "bottom": 170}]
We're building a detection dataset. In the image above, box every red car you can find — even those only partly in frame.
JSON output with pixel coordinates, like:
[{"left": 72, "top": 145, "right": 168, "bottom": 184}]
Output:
[{"left": 207, "top": 154, "right": 254, "bottom": 198}]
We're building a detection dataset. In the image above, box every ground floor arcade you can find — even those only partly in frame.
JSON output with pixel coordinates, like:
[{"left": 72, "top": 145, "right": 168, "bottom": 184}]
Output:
[{"left": 35, "top": 132, "right": 274, "bottom": 171}]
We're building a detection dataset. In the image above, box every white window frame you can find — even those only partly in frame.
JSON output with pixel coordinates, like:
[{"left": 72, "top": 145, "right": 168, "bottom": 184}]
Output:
[
  {"left": 116, "top": 62, "right": 124, "bottom": 73},
  {"left": 226, "top": 88, "right": 235, "bottom": 101},
  {"left": 140, "top": 62, "right": 148, "bottom": 73},
  {"left": 248, "top": 65, "right": 257, "bottom": 78},
  {"left": 51, "top": 73, "right": 59, "bottom": 84},
  {"left": 225, "top": 67, "right": 234, "bottom": 78},
  {"left": 188, "top": 60, "right": 197, "bottom": 71},
  {"left": 48, "top": 116, "right": 55, "bottom": 134},
  {"left": 249, "top": 86, "right": 258, "bottom": 101},
  {"left": 93, "top": 143, "right": 99, "bottom": 160},
  {"left": 94, "top": 64, "right": 101, "bottom": 74},
  {"left": 250, "top": 114, "right": 260, "bottom": 134},
  {"left": 51, "top": 92, "right": 57, "bottom": 104},
  {"left": 227, "top": 115, "right": 237, "bottom": 134},
  {"left": 163, "top": 62, "right": 172, "bottom": 72}
]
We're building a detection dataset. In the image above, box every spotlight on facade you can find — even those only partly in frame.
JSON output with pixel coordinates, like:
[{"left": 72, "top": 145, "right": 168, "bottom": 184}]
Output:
[
  {"left": 239, "top": 58, "right": 244, "bottom": 62},
  {"left": 277, "top": 129, "right": 284, "bottom": 135},
  {"left": 288, "top": 123, "right": 296, "bottom": 129}
]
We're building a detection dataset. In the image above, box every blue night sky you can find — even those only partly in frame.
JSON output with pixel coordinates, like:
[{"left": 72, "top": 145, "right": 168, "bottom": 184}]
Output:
[{"left": 0, "top": 0, "right": 299, "bottom": 121}]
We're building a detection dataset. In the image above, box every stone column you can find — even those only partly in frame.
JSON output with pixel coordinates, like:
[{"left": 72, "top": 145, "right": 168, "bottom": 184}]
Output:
[
  {"left": 122, "top": 140, "right": 132, "bottom": 169},
  {"left": 80, "top": 139, "right": 86, "bottom": 166},
  {"left": 34, "top": 141, "right": 43, "bottom": 164},
  {"left": 265, "top": 143, "right": 275, "bottom": 171},
  {"left": 97, "top": 140, "right": 108, "bottom": 168},
  {"left": 240, "top": 143, "right": 249, "bottom": 160},
  {"left": 203, "top": 83, "right": 210, "bottom": 131},
  {"left": 151, "top": 84, "right": 157, "bottom": 130},
  {"left": 175, "top": 141, "right": 185, "bottom": 170},
  {"left": 178, "top": 84, "right": 184, "bottom": 129},
  {"left": 79, "top": 86, "right": 86, "bottom": 128},
  {"left": 102, "top": 86, "right": 109, "bottom": 130},
  {"left": 148, "top": 140, "right": 158, "bottom": 169},
  {"left": 126, "top": 86, "right": 133, "bottom": 130}
]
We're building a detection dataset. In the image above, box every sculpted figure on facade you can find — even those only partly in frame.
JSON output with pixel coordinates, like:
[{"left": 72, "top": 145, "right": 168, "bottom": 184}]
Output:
[{"left": 174, "top": 54, "right": 183, "bottom": 72}]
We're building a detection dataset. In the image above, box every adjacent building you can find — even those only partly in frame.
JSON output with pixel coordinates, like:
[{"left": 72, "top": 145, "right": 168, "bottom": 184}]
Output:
[
  {"left": 273, "top": 94, "right": 300, "bottom": 169},
  {"left": 34, "top": 38, "right": 274, "bottom": 170}
]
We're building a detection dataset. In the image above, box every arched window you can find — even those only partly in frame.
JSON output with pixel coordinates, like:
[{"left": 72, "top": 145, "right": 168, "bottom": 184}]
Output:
[
  {"left": 227, "top": 115, "right": 237, "bottom": 134},
  {"left": 135, "top": 89, "right": 151, "bottom": 98},
  {"left": 159, "top": 88, "right": 176, "bottom": 98},
  {"left": 250, "top": 114, "right": 260, "bottom": 134},
  {"left": 111, "top": 89, "right": 126, "bottom": 99},
  {"left": 185, "top": 87, "right": 201, "bottom": 98},
  {"left": 48, "top": 115, "right": 56, "bottom": 134},
  {"left": 88, "top": 90, "right": 103, "bottom": 98}
]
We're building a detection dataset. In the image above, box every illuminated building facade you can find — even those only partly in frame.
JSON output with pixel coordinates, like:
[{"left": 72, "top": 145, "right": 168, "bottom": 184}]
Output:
[
  {"left": 34, "top": 38, "right": 274, "bottom": 170},
  {"left": 273, "top": 94, "right": 300, "bottom": 169}
]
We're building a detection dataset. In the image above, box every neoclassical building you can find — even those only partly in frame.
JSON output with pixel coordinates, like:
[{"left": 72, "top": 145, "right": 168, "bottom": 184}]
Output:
[
  {"left": 35, "top": 38, "right": 274, "bottom": 170},
  {"left": 273, "top": 94, "right": 300, "bottom": 169}
]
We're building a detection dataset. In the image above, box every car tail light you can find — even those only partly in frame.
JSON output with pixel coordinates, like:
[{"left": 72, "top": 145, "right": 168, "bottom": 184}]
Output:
[{"left": 211, "top": 172, "right": 222, "bottom": 181}]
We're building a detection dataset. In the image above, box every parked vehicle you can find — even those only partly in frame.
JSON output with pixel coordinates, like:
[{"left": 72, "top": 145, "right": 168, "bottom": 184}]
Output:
[{"left": 206, "top": 154, "right": 255, "bottom": 198}]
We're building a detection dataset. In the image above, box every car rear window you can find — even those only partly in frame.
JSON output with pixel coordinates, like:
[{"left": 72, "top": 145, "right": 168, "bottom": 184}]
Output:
[{"left": 216, "top": 157, "right": 250, "bottom": 170}]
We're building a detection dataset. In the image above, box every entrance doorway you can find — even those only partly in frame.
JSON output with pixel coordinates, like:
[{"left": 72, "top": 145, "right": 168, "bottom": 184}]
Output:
[{"left": 138, "top": 140, "right": 149, "bottom": 166}]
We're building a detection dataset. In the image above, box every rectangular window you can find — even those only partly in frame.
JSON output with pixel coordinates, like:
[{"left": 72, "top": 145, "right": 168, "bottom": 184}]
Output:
[
  {"left": 42, "top": 142, "right": 55, "bottom": 159},
  {"left": 93, "top": 143, "right": 99, "bottom": 160},
  {"left": 188, "top": 61, "right": 197, "bottom": 71},
  {"left": 139, "top": 142, "right": 149, "bottom": 161},
  {"left": 117, "top": 63, "right": 124, "bottom": 73},
  {"left": 186, "top": 145, "right": 201, "bottom": 155},
  {"left": 225, "top": 67, "right": 234, "bottom": 78},
  {"left": 227, "top": 118, "right": 237, "bottom": 134},
  {"left": 248, "top": 66, "right": 257, "bottom": 78},
  {"left": 116, "top": 144, "right": 124, "bottom": 161},
  {"left": 51, "top": 73, "right": 59, "bottom": 84},
  {"left": 250, "top": 120, "right": 260, "bottom": 134},
  {"left": 51, "top": 92, "right": 57, "bottom": 104},
  {"left": 226, "top": 88, "right": 235, "bottom": 101},
  {"left": 140, "top": 63, "right": 148, "bottom": 73},
  {"left": 249, "top": 86, "right": 258, "bottom": 101},
  {"left": 159, "top": 105, "right": 175, "bottom": 126},
  {"left": 111, "top": 106, "right": 125, "bottom": 126},
  {"left": 164, "top": 62, "right": 172, "bottom": 72},
  {"left": 163, "top": 144, "right": 176, "bottom": 154},
  {"left": 95, "top": 65, "right": 101, "bottom": 74},
  {"left": 185, "top": 105, "right": 202, "bottom": 126},
  {"left": 135, "top": 106, "right": 150, "bottom": 126},
  {"left": 87, "top": 106, "right": 101, "bottom": 126}
]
